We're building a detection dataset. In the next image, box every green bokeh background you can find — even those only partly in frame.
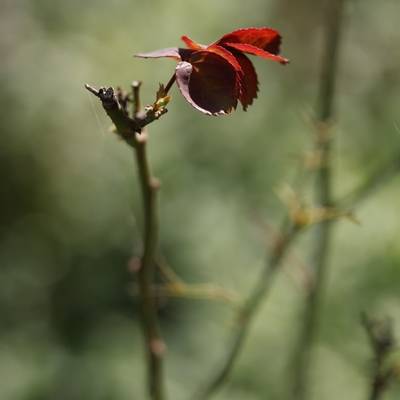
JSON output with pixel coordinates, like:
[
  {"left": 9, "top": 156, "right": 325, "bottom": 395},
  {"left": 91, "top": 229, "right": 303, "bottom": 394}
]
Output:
[{"left": 1, "top": 0, "right": 400, "bottom": 399}]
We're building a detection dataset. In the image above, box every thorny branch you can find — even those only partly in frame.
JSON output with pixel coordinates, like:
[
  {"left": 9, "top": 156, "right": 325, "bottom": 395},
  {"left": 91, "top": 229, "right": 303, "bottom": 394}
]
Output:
[
  {"left": 361, "top": 313, "right": 398, "bottom": 400},
  {"left": 86, "top": 81, "right": 167, "bottom": 400},
  {"left": 337, "top": 152, "right": 400, "bottom": 209},
  {"left": 191, "top": 215, "right": 304, "bottom": 400},
  {"left": 84, "top": 83, "right": 168, "bottom": 147},
  {"left": 291, "top": 0, "right": 346, "bottom": 398}
]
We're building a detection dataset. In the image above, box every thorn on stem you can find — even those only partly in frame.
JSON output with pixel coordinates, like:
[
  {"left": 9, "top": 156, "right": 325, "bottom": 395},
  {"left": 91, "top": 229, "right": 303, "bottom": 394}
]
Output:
[
  {"left": 135, "top": 131, "right": 148, "bottom": 143},
  {"left": 128, "top": 256, "right": 142, "bottom": 273},
  {"left": 150, "top": 339, "right": 166, "bottom": 356},
  {"left": 150, "top": 177, "right": 161, "bottom": 190}
]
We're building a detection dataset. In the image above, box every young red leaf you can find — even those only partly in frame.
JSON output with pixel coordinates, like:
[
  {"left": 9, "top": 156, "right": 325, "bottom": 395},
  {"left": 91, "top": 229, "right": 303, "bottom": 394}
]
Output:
[
  {"left": 181, "top": 35, "right": 205, "bottom": 50},
  {"left": 175, "top": 51, "right": 238, "bottom": 115},
  {"left": 215, "top": 27, "right": 282, "bottom": 55},
  {"left": 206, "top": 45, "right": 244, "bottom": 76},
  {"left": 224, "top": 42, "right": 289, "bottom": 64},
  {"left": 135, "top": 47, "right": 182, "bottom": 60},
  {"left": 135, "top": 27, "right": 288, "bottom": 116},
  {"left": 234, "top": 52, "right": 259, "bottom": 110},
  {"left": 206, "top": 44, "right": 244, "bottom": 95}
]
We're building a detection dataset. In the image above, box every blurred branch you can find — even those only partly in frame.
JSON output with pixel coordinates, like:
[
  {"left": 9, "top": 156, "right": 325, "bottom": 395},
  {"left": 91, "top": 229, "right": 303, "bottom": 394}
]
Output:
[
  {"left": 291, "top": 0, "right": 346, "bottom": 398},
  {"left": 156, "top": 254, "right": 186, "bottom": 285},
  {"left": 130, "top": 256, "right": 240, "bottom": 306},
  {"left": 361, "top": 313, "right": 397, "bottom": 400},
  {"left": 155, "top": 256, "right": 239, "bottom": 305},
  {"left": 158, "top": 283, "right": 238, "bottom": 304},
  {"left": 191, "top": 162, "right": 353, "bottom": 399},
  {"left": 86, "top": 81, "right": 166, "bottom": 400},
  {"left": 337, "top": 153, "right": 400, "bottom": 209},
  {"left": 192, "top": 218, "right": 302, "bottom": 400},
  {"left": 138, "top": 283, "right": 240, "bottom": 305}
]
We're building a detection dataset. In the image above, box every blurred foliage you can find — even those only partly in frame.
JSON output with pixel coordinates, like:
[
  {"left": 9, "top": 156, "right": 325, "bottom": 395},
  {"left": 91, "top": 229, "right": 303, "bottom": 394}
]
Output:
[{"left": 0, "top": 0, "right": 400, "bottom": 399}]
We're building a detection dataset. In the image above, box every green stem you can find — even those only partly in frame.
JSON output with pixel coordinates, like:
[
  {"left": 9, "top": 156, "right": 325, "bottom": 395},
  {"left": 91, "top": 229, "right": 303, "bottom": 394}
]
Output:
[
  {"left": 291, "top": 0, "right": 346, "bottom": 398},
  {"left": 85, "top": 81, "right": 167, "bottom": 400},
  {"left": 337, "top": 153, "right": 400, "bottom": 209},
  {"left": 133, "top": 80, "right": 165, "bottom": 400},
  {"left": 164, "top": 74, "right": 176, "bottom": 95},
  {"left": 192, "top": 220, "right": 300, "bottom": 400},
  {"left": 135, "top": 135, "right": 165, "bottom": 400},
  {"left": 362, "top": 314, "right": 396, "bottom": 400}
]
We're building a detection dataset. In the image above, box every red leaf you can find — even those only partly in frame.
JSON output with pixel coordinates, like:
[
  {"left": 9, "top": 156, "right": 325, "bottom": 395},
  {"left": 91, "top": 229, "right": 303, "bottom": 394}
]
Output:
[
  {"left": 206, "top": 44, "right": 243, "bottom": 75},
  {"left": 135, "top": 27, "right": 288, "bottom": 116},
  {"left": 206, "top": 44, "right": 244, "bottom": 95},
  {"left": 224, "top": 42, "right": 289, "bottom": 64},
  {"left": 181, "top": 35, "right": 205, "bottom": 50},
  {"left": 135, "top": 47, "right": 182, "bottom": 60},
  {"left": 234, "top": 52, "right": 258, "bottom": 110},
  {"left": 215, "top": 27, "right": 282, "bottom": 55},
  {"left": 175, "top": 51, "right": 238, "bottom": 115}
]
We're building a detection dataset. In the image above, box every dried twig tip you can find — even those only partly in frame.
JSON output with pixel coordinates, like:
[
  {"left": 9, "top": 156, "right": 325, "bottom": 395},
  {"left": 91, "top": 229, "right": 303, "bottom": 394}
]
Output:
[{"left": 84, "top": 83, "right": 100, "bottom": 97}]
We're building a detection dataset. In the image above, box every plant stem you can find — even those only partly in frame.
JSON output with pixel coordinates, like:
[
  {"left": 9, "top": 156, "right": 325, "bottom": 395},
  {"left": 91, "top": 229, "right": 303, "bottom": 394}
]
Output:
[
  {"left": 85, "top": 81, "right": 168, "bottom": 400},
  {"left": 135, "top": 135, "right": 165, "bottom": 400},
  {"left": 291, "top": 0, "right": 345, "bottom": 398},
  {"left": 192, "top": 219, "right": 300, "bottom": 400},
  {"left": 164, "top": 74, "right": 176, "bottom": 95},
  {"left": 361, "top": 314, "right": 396, "bottom": 400},
  {"left": 132, "top": 81, "right": 165, "bottom": 400},
  {"left": 337, "top": 152, "right": 400, "bottom": 209}
]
